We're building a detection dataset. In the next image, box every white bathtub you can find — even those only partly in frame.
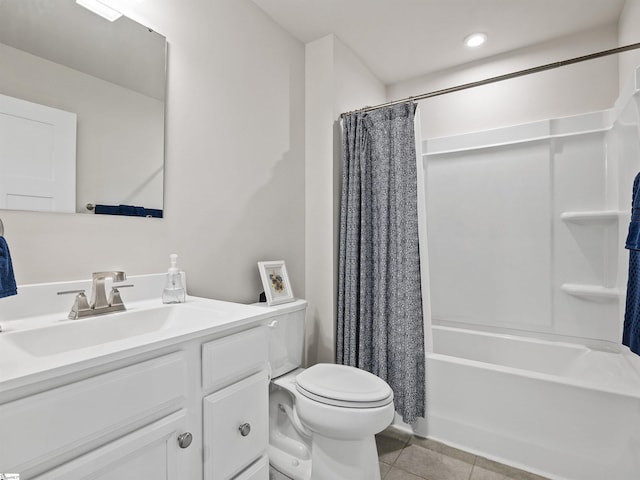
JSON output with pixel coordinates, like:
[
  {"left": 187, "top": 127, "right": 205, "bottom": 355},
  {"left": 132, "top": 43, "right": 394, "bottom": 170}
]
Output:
[{"left": 421, "top": 326, "right": 640, "bottom": 480}]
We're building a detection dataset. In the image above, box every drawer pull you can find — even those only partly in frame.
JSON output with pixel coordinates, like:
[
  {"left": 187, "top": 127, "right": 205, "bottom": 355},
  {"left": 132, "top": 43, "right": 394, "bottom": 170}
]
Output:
[
  {"left": 178, "top": 432, "right": 193, "bottom": 448},
  {"left": 238, "top": 422, "right": 251, "bottom": 437}
]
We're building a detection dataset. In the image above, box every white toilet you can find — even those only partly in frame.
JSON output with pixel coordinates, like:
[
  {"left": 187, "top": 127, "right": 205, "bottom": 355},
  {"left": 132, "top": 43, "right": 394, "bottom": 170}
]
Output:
[{"left": 265, "top": 300, "right": 395, "bottom": 480}]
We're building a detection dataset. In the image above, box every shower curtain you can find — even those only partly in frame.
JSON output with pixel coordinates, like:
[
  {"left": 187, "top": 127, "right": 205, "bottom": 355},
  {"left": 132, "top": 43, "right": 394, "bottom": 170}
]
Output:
[{"left": 337, "top": 102, "right": 425, "bottom": 424}]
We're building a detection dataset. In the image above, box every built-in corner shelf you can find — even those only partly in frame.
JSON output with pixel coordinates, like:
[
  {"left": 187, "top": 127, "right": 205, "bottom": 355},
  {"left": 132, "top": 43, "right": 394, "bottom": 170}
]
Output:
[
  {"left": 560, "top": 210, "right": 622, "bottom": 225},
  {"left": 561, "top": 283, "right": 621, "bottom": 301}
]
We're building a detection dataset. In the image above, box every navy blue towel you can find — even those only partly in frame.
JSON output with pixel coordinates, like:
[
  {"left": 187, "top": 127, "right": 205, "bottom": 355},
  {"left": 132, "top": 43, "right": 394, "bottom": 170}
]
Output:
[
  {"left": 626, "top": 173, "right": 640, "bottom": 250},
  {"left": 624, "top": 172, "right": 640, "bottom": 355},
  {"left": 94, "top": 204, "right": 163, "bottom": 218},
  {"left": 0, "top": 236, "right": 17, "bottom": 299}
]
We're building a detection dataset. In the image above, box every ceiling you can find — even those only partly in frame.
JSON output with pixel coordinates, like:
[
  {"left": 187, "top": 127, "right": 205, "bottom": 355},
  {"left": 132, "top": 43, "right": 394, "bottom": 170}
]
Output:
[{"left": 251, "top": 0, "right": 627, "bottom": 85}]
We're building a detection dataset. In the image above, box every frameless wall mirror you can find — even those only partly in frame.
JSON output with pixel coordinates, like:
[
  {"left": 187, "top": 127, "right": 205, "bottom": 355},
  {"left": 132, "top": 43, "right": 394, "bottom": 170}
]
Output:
[{"left": 0, "top": 0, "right": 166, "bottom": 216}]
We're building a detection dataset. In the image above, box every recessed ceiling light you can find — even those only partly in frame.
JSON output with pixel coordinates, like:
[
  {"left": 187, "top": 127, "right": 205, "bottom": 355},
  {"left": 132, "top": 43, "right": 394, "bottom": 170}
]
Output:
[
  {"left": 464, "top": 33, "right": 487, "bottom": 48},
  {"left": 76, "top": 0, "right": 123, "bottom": 22}
]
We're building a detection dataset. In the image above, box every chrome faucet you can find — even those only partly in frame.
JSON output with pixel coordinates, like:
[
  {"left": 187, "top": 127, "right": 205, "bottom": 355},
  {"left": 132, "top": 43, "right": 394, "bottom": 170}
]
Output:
[
  {"left": 58, "top": 271, "right": 133, "bottom": 319},
  {"left": 90, "top": 271, "right": 126, "bottom": 309}
]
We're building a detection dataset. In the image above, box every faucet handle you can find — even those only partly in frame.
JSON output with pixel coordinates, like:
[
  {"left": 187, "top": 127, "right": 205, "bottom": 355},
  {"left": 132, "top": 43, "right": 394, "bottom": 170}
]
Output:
[
  {"left": 58, "top": 289, "right": 91, "bottom": 320},
  {"left": 108, "top": 284, "right": 134, "bottom": 307}
]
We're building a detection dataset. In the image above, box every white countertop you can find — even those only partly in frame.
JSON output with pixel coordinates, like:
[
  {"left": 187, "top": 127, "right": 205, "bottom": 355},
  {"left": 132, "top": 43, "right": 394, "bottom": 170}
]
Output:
[{"left": 0, "top": 274, "right": 306, "bottom": 394}]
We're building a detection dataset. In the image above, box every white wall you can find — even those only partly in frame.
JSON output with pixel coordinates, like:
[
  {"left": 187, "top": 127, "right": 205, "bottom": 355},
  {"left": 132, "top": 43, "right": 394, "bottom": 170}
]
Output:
[
  {"left": 619, "top": 0, "right": 640, "bottom": 91},
  {"left": 389, "top": 25, "right": 620, "bottom": 140},
  {"left": 305, "top": 34, "right": 385, "bottom": 364},
  {"left": 1, "top": 0, "right": 305, "bottom": 305}
]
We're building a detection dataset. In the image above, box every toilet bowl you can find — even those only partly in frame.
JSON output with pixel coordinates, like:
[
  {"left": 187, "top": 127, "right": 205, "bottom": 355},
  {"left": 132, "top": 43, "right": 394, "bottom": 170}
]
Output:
[{"left": 264, "top": 301, "right": 395, "bottom": 480}]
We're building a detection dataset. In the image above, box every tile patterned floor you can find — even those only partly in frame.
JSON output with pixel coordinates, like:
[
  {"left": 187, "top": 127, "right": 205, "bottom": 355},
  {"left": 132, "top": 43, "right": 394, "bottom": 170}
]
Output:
[
  {"left": 376, "top": 427, "right": 550, "bottom": 480},
  {"left": 269, "top": 427, "right": 550, "bottom": 480}
]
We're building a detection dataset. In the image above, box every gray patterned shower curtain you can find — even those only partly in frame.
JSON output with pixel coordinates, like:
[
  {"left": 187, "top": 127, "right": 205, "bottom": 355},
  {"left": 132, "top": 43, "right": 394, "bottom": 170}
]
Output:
[{"left": 337, "top": 102, "right": 425, "bottom": 424}]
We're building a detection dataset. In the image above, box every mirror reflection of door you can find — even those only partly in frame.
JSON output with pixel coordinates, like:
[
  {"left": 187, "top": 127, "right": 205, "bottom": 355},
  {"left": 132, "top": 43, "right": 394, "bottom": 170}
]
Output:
[{"left": 0, "top": 94, "right": 76, "bottom": 213}]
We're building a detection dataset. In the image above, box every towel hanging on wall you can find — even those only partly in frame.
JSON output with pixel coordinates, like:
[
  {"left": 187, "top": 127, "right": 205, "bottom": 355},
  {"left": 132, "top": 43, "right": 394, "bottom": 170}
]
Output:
[
  {"left": 0, "top": 235, "right": 17, "bottom": 298},
  {"left": 92, "top": 204, "right": 163, "bottom": 218},
  {"left": 624, "top": 172, "right": 640, "bottom": 355}
]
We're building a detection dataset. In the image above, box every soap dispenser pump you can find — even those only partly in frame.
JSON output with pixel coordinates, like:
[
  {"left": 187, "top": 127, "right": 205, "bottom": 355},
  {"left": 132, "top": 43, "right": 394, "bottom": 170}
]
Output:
[{"left": 162, "top": 253, "right": 185, "bottom": 304}]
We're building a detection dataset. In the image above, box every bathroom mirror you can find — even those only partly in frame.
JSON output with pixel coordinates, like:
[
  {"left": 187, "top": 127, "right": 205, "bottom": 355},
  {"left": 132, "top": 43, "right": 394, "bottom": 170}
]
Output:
[{"left": 0, "top": 0, "right": 166, "bottom": 215}]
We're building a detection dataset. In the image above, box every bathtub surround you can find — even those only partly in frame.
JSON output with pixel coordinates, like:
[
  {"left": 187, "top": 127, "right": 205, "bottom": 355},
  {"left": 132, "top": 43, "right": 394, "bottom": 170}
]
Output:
[
  {"left": 338, "top": 103, "right": 425, "bottom": 424},
  {"left": 401, "top": 68, "right": 640, "bottom": 479},
  {"left": 421, "top": 325, "right": 640, "bottom": 480},
  {"left": 422, "top": 107, "right": 628, "bottom": 345},
  {"left": 624, "top": 172, "right": 640, "bottom": 355}
]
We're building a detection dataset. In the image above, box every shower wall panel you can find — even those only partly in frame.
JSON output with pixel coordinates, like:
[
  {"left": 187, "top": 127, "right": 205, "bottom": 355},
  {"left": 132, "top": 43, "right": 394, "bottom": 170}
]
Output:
[
  {"left": 423, "top": 111, "right": 622, "bottom": 344},
  {"left": 425, "top": 139, "right": 552, "bottom": 331}
]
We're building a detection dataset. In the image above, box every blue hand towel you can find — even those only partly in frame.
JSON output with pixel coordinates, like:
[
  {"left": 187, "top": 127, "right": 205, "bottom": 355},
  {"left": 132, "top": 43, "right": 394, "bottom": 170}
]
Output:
[
  {"left": 94, "top": 204, "right": 163, "bottom": 218},
  {"left": 624, "top": 251, "right": 640, "bottom": 354},
  {"left": 626, "top": 173, "right": 640, "bottom": 250},
  {"left": 624, "top": 172, "right": 640, "bottom": 355},
  {"left": 0, "top": 236, "right": 17, "bottom": 299}
]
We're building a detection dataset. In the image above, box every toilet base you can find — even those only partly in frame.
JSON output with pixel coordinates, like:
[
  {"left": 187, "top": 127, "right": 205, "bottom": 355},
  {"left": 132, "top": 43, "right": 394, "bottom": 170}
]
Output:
[
  {"left": 309, "top": 434, "right": 381, "bottom": 480},
  {"left": 269, "top": 443, "right": 311, "bottom": 480}
]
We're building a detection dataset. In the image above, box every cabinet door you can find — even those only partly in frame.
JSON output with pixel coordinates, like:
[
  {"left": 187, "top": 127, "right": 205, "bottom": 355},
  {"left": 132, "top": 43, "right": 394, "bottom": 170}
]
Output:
[
  {"left": 1, "top": 352, "right": 186, "bottom": 474},
  {"left": 32, "top": 411, "right": 188, "bottom": 480},
  {"left": 234, "top": 455, "right": 269, "bottom": 480},
  {"left": 204, "top": 370, "right": 268, "bottom": 480}
]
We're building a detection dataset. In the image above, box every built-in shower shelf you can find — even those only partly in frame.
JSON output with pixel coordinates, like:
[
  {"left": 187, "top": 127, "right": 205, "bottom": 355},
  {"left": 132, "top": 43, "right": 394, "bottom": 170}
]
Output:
[
  {"left": 560, "top": 210, "right": 621, "bottom": 225},
  {"left": 561, "top": 283, "right": 620, "bottom": 301}
]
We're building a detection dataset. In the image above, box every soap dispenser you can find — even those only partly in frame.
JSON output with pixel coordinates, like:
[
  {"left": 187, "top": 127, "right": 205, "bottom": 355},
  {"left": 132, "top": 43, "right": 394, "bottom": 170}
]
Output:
[{"left": 162, "top": 253, "right": 186, "bottom": 304}]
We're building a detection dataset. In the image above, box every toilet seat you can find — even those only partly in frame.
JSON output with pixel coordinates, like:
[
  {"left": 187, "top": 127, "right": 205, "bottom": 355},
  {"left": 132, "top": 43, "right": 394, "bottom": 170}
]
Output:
[{"left": 295, "top": 364, "right": 393, "bottom": 408}]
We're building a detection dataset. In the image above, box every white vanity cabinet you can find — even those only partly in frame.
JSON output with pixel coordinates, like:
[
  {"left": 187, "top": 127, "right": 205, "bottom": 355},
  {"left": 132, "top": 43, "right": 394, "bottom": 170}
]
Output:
[
  {"left": 0, "top": 352, "right": 189, "bottom": 478},
  {"left": 202, "top": 326, "right": 270, "bottom": 480},
  {"left": 0, "top": 320, "right": 271, "bottom": 480}
]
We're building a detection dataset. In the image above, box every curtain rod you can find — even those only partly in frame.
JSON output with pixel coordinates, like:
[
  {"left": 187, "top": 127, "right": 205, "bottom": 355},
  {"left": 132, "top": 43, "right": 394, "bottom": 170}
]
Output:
[{"left": 341, "top": 41, "right": 640, "bottom": 118}]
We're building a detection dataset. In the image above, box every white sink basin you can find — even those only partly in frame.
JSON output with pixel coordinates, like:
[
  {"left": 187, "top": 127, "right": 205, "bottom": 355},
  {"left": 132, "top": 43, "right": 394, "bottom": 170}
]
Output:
[{"left": 4, "top": 303, "right": 222, "bottom": 357}]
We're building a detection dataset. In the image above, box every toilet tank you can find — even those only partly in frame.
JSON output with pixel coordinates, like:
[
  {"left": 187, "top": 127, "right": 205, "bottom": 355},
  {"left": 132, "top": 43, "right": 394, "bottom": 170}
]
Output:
[{"left": 257, "top": 299, "right": 307, "bottom": 378}]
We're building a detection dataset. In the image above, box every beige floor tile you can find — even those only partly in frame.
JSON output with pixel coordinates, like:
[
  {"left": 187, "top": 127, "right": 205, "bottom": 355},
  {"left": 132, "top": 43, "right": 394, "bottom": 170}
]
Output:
[
  {"left": 410, "top": 436, "right": 477, "bottom": 464},
  {"left": 376, "top": 430, "right": 410, "bottom": 464},
  {"left": 270, "top": 429, "right": 545, "bottom": 480},
  {"left": 379, "top": 426, "right": 413, "bottom": 443},
  {"left": 380, "top": 461, "right": 393, "bottom": 479},
  {"left": 395, "top": 444, "right": 474, "bottom": 480},
  {"left": 474, "top": 457, "right": 550, "bottom": 480},
  {"left": 268, "top": 466, "right": 292, "bottom": 480},
  {"left": 470, "top": 465, "right": 510, "bottom": 480},
  {"left": 384, "top": 466, "right": 427, "bottom": 480}
]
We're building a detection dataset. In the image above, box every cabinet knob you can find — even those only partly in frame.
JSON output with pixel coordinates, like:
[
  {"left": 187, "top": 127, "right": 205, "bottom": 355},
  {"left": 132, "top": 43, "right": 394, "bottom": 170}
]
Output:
[
  {"left": 177, "top": 432, "right": 193, "bottom": 448},
  {"left": 238, "top": 422, "right": 251, "bottom": 437}
]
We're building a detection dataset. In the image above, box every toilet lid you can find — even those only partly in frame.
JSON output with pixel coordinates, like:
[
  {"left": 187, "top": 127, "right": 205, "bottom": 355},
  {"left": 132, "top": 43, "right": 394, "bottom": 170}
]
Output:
[{"left": 295, "top": 364, "right": 393, "bottom": 408}]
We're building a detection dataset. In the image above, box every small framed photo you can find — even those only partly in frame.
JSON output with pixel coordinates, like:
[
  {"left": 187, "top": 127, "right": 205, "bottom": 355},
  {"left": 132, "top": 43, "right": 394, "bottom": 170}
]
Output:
[{"left": 258, "top": 260, "right": 295, "bottom": 306}]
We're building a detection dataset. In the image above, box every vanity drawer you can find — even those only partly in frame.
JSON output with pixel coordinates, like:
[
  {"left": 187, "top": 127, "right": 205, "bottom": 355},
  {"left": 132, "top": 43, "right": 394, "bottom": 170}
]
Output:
[
  {"left": 202, "top": 326, "right": 268, "bottom": 392},
  {"left": 203, "top": 370, "right": 268, "bottom": 480},
  {"left": 0, "top": 352, "right": 187, "bottom": 474}
]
